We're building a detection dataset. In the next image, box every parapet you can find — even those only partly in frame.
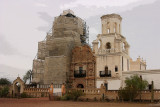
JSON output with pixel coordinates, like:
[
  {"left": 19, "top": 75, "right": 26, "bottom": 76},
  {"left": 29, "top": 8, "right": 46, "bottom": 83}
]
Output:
[{"left": 101, "top": 13, "right": 122, "bottom": 21}]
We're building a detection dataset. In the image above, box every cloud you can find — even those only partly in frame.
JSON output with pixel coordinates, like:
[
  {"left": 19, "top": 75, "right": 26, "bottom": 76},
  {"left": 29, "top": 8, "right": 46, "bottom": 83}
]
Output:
[
  {"left": 90, "top": 27, "right": 99, "bottom": 34},
  {"left": 35, "top": 3, "right": 47, "bottom": 7},
  {"left": 60, "top": 0, "right": 143, "bottom": 9},
  {"left": 0, "top": 64, "right": 26, "bottom": 82},
  {"left": 37, "top": 12, "right": 54, "bottom": 32},
  {"left": 0, "top": 34, "right": 18, "bottom": 55},
  {"left": 59, "top": 0, "right": 157, "bottom": 19}
]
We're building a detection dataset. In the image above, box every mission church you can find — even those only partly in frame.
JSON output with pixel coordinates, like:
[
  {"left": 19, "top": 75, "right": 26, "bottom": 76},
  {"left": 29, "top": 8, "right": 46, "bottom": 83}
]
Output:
[{"left": 32, "top": 10, "right": 150, "bottom": 90}]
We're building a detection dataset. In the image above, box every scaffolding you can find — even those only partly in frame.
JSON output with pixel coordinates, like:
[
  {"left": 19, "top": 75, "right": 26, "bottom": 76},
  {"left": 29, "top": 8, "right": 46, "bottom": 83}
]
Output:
[{"left": 81, "top": 20, "right": 89, "bottom": 45}]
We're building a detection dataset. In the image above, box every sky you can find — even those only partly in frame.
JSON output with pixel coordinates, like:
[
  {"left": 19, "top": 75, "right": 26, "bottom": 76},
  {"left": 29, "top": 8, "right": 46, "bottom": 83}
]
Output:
[{"left": 0, "top": 0, "right": 160, "bottom": 81}]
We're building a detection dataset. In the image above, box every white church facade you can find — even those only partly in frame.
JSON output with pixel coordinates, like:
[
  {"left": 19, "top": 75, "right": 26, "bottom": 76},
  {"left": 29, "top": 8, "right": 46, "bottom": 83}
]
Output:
[{"left": 92, "top": 13, "right": 159, "bottom": 90}]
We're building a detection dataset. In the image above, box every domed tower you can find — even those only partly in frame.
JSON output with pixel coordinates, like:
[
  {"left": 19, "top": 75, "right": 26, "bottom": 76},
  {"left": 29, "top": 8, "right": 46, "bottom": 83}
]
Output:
[
  {"left": 101, "top": 14, "right": 122, "bottom": 34},
  {"left": 92, "top": 13, "right": 131, "bottom": 89}
]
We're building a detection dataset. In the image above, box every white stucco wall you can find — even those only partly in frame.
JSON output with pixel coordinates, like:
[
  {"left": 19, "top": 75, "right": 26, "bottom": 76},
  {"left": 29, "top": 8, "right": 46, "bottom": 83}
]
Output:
[
  {"left": 96, "top": 79, "right": 121, "bottom": 90},
  {"left": 122, "top": 70, "right": 160, "bottom": 89}
]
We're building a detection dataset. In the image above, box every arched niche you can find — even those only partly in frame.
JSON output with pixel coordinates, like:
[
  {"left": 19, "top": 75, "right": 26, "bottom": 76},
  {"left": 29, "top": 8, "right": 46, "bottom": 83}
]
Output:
[{"left": 77, "top": 84, "right": 84, "bottom": 88}]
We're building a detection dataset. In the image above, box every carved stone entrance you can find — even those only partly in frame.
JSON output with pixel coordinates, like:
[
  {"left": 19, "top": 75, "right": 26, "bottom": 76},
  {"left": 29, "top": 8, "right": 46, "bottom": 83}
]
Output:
[{"left": 12, "top": 77, "right": 25, "bottom": 96}]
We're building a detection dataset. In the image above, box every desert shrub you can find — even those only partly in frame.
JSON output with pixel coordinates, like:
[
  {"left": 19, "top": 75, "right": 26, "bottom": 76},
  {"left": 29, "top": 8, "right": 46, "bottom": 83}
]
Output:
[
  {"left": 61, "top": 90, "right": 84, "bottom": 101},
  {"left": 21, "top": 92, "right": 28, "bottom": 98},
  {"left": 118, "top": 87, "right": 134, "bottom": 101},
  {"left": 70, "top": 90, "right": 84, "bottom": 101},
  {"left": 61, "top": 93, "right": 71, "bottom": 101},
  {"left": 118, "top": 75, "right": 148, "bottom": 101},
  {"left": 41, "top": 93, "right": 44, "bottom": 97},
  {"left": 0, "top": 86, "right": 9, "bottom": 97},
  {"left": 20, "top": 92, "right": 32, "bottom": 98}
]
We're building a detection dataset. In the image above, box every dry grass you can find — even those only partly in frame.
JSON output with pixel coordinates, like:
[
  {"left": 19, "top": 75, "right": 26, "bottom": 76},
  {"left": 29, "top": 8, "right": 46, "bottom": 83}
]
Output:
[{"left": 0, "top": 98, "right": 158, "bottom": 107}]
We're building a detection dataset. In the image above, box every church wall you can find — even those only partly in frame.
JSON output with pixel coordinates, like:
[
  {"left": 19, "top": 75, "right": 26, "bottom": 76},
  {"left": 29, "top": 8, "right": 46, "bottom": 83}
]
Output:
[
  {"left": 130, "top": 57, "right": 146, "bottom": 71},
  {"left": 32, "top": 59, "right": 44, "bottom": 84},
  {"left": 122, "top": 56, "right": 129, "bottom": 71},
  {"left": 37, "top": 41, "right": 46, "bottom": 60},
  {"left": 96, "top": 55, "right": 122, "bottom": 77},
  {"left": 43, "top": 56, "right": 69, "bottom": 84},
  {"left": 96, "top": 79, "right": 121, "bottom": 90},
  {"left": 70, "top": 45, "right": 96, "bottom": 88},
  {"left": 32, "top": 10, "right": 86, "bottom": 85}
]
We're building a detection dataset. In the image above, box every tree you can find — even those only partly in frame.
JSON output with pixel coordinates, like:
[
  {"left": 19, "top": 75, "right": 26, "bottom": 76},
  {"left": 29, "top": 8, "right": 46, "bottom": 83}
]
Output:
[
  {"left": 118, "top": 75, "right": 148, "bottom": 101},
  {"left": 0, "top": 78, "right": 11, "bottom": 85},
  {"left": 0, "top": 86, "right": 9, "bottom": 97},
  {"left": 23, "top": 70, "right": 32, "bottom": 84}
]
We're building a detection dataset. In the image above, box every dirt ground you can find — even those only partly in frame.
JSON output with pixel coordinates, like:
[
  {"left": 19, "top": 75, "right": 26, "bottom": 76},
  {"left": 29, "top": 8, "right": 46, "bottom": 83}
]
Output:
[{"left": 0, "top": 98, "right": 159, "bottom": 107}]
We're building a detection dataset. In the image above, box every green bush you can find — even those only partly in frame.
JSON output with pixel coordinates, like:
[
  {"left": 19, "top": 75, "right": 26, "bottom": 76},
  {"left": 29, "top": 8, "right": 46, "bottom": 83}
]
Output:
[
  {"left": 20, "top": 92, "right": 32, "bottom": 98},
  {"left": 61, "top": 93, "right": 71, "bottom": 101},
  {"left": 69, "top": 90, "right": 84, "bottom": 101},
  {"left": 118, "top": 75, "right": 148, "bottom": 101},
  {"left": 0, "top": 86, "right": 9, "bottom": 97},
  {"left": 41, "top": 93, "right": 44, "bottom": 97},
  {"left": 61, "top": 90, "right": 84, "bottom": 101}
]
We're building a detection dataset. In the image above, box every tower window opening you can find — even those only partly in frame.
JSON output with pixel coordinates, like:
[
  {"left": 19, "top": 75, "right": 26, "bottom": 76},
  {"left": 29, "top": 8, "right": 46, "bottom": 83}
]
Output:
[
  {"left": 107, "top": 28, "right": 110, "bottom": 34},
  {"left": 122, "top": 42, "right": 125, "bottom": 50},
  {"left": 114, "top": 28, "right": 116, "bottom": 33},
  {"left": 115, "top": 66, "right": 118, "bottom": 72},
  {"left": 114, "top": 22, "right": 117, "bottom": 33},
  {"left": 106, "top": 42, "right": 111, "bottom": 49},
  {"left": 98, "top": 40, "right": 101, "bottom": 49}
]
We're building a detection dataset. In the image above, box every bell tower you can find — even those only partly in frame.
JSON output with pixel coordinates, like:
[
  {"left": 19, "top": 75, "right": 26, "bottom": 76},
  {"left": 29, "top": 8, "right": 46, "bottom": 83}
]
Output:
[
  {"left": 101, "top": 14, "right": 122, "bottom": 34},
  {"left": 92, "top": 13, "right": 131, "bottom": 88}
]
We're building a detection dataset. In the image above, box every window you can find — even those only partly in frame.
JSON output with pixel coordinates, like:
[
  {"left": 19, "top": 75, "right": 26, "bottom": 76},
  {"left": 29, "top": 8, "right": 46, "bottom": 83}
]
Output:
[
  {"left": 106, "top": 42, "right": 111, "bottom": 49},
  {"left": 115, "top": 66, "right": 118, "bottom": 72},
  {"left": 107, "top": 28, "right": 110, "bottom": 34},
  {"left": 122, "top": 42, "right": 125, "bottom": 50},
  {"left": 74, "top": 67, "right": 86, "bottom": 78},
  {"left": 114, "top": 22, "right": 117, "bottom": 33},
  {"left": 108, "top": 70, "right": 111, "bottom": 76},
  {"left": 99, "top": 66, "right": 111, "bottom": 77},
  {"left": 105, "top": 66, "right": 108, "bottom": 74},
  {"left": 79, "top": 67, "right": 83, "bottom": 73}
]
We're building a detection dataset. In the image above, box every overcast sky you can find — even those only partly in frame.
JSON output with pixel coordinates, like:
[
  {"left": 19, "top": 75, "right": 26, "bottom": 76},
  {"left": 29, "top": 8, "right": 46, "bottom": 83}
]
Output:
[{"left": 0, "top": 0, "right": 160, "bottom": 81}]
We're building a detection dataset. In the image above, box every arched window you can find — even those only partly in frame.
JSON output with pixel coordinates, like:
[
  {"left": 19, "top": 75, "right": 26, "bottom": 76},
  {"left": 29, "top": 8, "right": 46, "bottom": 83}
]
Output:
[
  {"left": 114, "top": 22, "right": 117, "bottom": 33},
  {"left": 98, "top": 40, "right": 101, "bottom": 49},
  {"left": 107, "top": 28, "right": 110, "bottom": 34},
  {"left": 115, "top": 66, "right": 118, "bottom": 72},
  {"left": 105, "top": 66, "right": 108, "bottom": 71},
  {"left": 105, "top": 66, "right": 108, "bottom": 76},
  {"left": 106, "top": 42, "right": 111, "bottom": 49},
  {"left": 77, "top": 84, "right": 84, "bottom": 88},
  {"left": 122, "top": 42, "right": 125, "bottom": 50}
]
